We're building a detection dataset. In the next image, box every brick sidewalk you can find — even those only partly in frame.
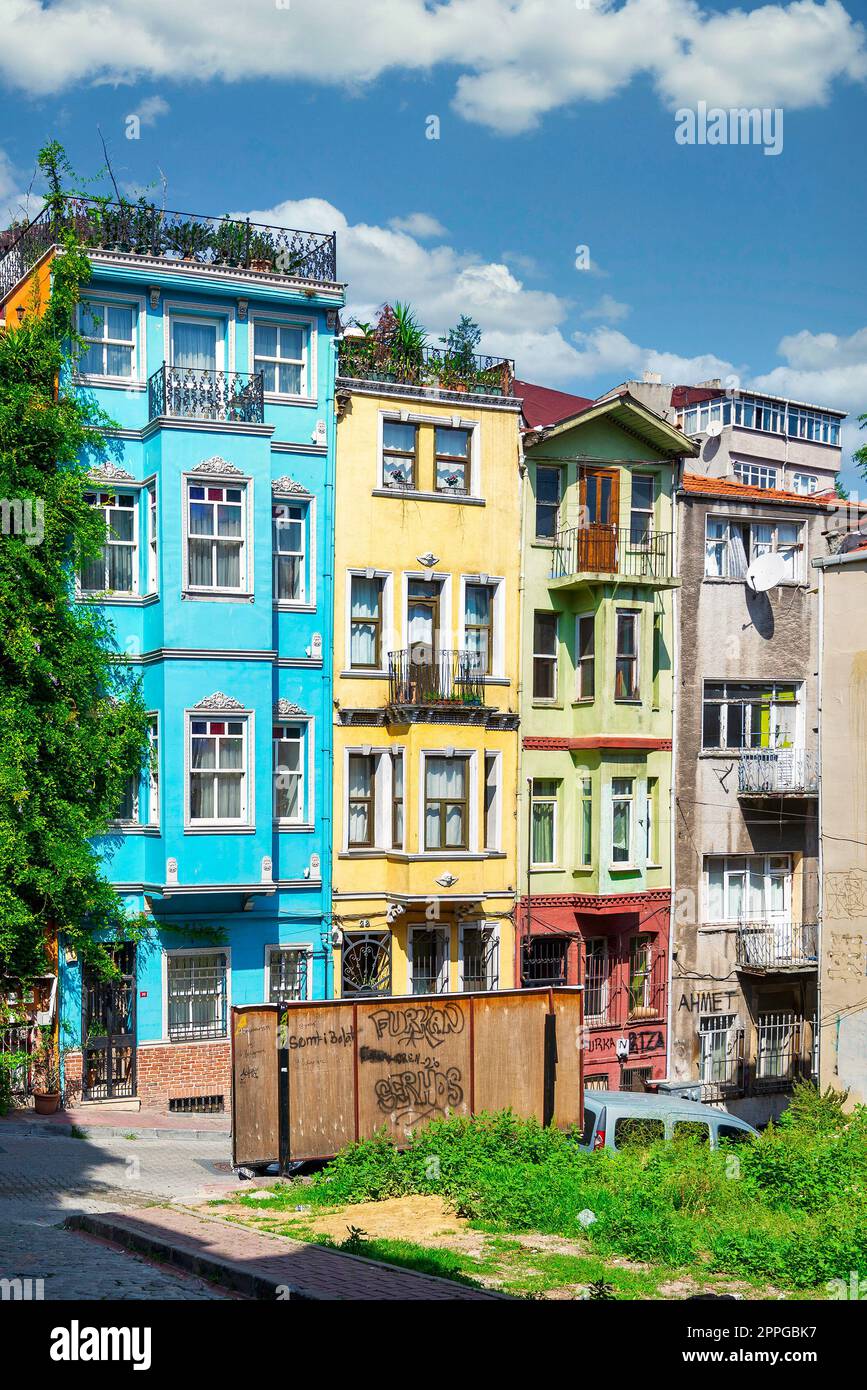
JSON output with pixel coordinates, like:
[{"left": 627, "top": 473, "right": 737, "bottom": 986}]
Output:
[
  {"left": 1, "top": 1107, "right": 230, "bottom": 1139},
  {"left": 69, "top": 1208, "right": 506, "bottom": 1300}
]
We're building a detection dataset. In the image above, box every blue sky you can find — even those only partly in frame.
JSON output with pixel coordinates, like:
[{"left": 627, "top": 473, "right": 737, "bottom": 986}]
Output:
[{"left": 1, "top": 0, "right": 865, "bottom": 479}]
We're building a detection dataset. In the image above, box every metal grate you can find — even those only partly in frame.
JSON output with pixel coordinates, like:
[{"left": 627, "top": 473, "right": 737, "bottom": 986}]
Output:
[
  {"left": 0, "top": 1023, "right": 35, "bottom": 1097},
  {"left": 168, "top": 1094, "right": 224, "bottom": 1115},
  {"left": 621, "top": 1067, "right": 653, "bottom": 1093},
  {"left": 522, "top": 936, "right": 568, "bottom": 986},
  {"left": 699, "top": 1015, "right": 744, "bottom": 1093},
  {"left": 755, "top": 1011, "right": 809, "bottom": 1088},
  {"left": 583, "top": 938, "right": 610, "bottom": 1025},
  {"left": 167, "top": 953, "right": 228, "bottom": 1042}
]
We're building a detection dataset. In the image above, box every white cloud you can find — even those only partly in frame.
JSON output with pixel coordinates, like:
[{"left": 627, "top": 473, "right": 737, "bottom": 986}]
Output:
[
  {"left": 0, "top": 147, "right": 42, "bottom": 224},
  {"left": 581, "top": 293, "right": 631, "bottom": 323},
  {"left": 0, "top": 0, "right": 863, "bottom": 133},
  {"left": 134, "top": 94, "right": 169, "bottom": 126},
  {"left": 388, "top": 212, "right": 447, "bottom": 239}
]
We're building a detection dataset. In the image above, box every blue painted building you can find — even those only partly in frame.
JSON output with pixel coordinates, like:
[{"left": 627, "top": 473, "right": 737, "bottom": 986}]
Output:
[{"left": 3, "top": 205, "right": 344, "bottom": 1110}]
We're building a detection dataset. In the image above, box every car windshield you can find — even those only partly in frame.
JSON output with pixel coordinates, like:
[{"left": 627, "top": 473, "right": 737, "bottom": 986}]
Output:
[{"left": 581, "top": 1103, "right": 598, "bottom": 1146}]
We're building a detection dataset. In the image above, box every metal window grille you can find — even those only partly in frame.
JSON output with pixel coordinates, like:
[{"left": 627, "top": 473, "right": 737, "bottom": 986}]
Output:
[
  {"left": 756, "top": 1011, "right": 804, "bottom": 1087},
  {"left": 268, "top": 948, "right": 309, "bottom": 1004},
  {"left": 167, "top": 953, "right": 227, "bottom": 1042},
  {"left": 341, "top": 933, "right": 392, "bottom": 998},
  {"left": 583, "top": 939, "right": 610, "bottom": 1024},
  {"left": 0, "top": 1022, "right": 35, "bottom": 1097},
  {"left": 522, "top": 936, "right": 568, "bottom": 986},
  {"left": 168, "top": 1094, "right": 224, "bottom": 1115},
  {"left": 462, "top": 926, "right": 499, "bottom": 992},
  {"left": 621, "top": 1067, "right": 652, "bottom": 1093},
  {"left": 699, "top": 1015, "right": 744, "bottom": 1092},
  {"left": 584, "top": 1074, "right": 609, "bottom": 1092},
  {"left": 411, "top": 929, "right": 448, "bottom": 995}
]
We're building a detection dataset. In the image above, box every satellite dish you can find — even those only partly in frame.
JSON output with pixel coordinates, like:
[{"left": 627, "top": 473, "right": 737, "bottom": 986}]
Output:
[
  {"left": 746, "top": 551, "right": 787, "bottom": 592},
  {"left": 706, "top": 420, "right": 724, "bottom": 437}
]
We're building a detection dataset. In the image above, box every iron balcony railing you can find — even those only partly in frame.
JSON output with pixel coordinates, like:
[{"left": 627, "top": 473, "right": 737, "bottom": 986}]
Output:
[
  {"left": 0, "top": 198, "right": 337, "bottom": 297},
  {"left": 737, "top": 748, "right": 818, "bottom": 795},
  {"left": 736, "top": 920, "right": 818, "bottom": 970},
  {"left": 337, "top": 340, "right": 515, "bottom": 397},
  {"left": 388, "top": 648, "right": 487, "bottom": 708},
  {"left": 148, "top": 363, "right": 265, "bottom": 424},
  {"left": 551, "top": 526, "right": 676, "bottom": 582}
]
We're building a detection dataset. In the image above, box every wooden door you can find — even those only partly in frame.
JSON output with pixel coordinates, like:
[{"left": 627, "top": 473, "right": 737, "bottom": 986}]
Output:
[{"left": 578, "top": 469, "right": 620, "bottom": 573}]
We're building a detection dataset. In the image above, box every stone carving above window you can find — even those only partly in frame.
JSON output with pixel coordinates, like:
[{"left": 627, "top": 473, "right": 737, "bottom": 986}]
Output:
[
  {"left": 192, "top": 692, "right": 245, "bottom": 711},
  {"left": 274, "top": 699, "right": 309, "bottom": 718},
  {"left": 191, "top": 457, "right": 244, "bottom": 477},
  {"left": 272, "top": 475, "right": 313, "bottom": 498},
  {"left": 89, "top": 462, "right": 135, "bottom": 483}
]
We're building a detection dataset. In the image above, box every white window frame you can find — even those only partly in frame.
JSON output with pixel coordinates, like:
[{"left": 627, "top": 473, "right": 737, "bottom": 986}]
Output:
[
  {"left": 147, "top": 712, "right": 160, "bottom": 827},
  {"left": 272, "top": 499, "right": 308, "bottom": 606},
  {"left": 273, "top": 718, "right": 312, "bottom": 827},
  {"left": 345, "top": 569, "right": 394, "bottom": 674},
  {"left": 184, "top": 708, "right": 253, "bottom": 830},
  {"left": 343, "top": 746, "right": 400, "bottom": 852},
  {"left": 167, "top": 310, "right": 227, "bottom": 371},
  {"left": 376, "top": 413, "right": 481, "bottom": 499},
  {"left": 76, "top": 292, "right": 145, "bottom": 385},
  {"left": 705, "top": 514, "right": 805, "bottom": 583},
  {"left": 701, "top": 680, "right": 803, "bottom": 752},
  {"left": 483, "top": 750, "right": 502, "bottom": 853},
  {"left": 79, "top": 488, "right": 140, "bottom": 597},
  {"left": 575, "top": 610, "right": 596, "bottom": 702},
  {"left": 614, "top": 609, "right": 640, "bottom": 702},
  {"left": 251, "top": 311, "right": 315, "bottom": 402},
  {"left": 419, "top": 749, "right": 476, "bottom": 855},
  {"left": 459, "top": 921, "right": 500, "bottom": 992},
  {"left": 391, "top": 746, "right": 405, "bottom": 851},
  {"left": 579, "top": 774, "right": 593, "bottom": 867},
  {"left": 146, "top": 479, "right": 159, "bottom": 594},
  {"left": 264, "top": 943, "right": 313, "bottom": 1003},
  {"left": 530, "top": 778, "right": 559, "bottom": 868},
  {"left": 183, "top": 474, "right": 251, "bottom": 596},
  {"left": 733, "top": 461, "right": 778, "bottom": 490},
  {"left": 408, "top": 923, "right": 451, "bottom": 995},
  {"left": 792, "top": 472, "right": 819, "bottom": 495},
  {"left": 532, "top": 610, "right": 559, "bottom": 702},
  {"left": 611, "top": 777, "right": 635, "bottom": 866},
  {"left": 704, "top": 853, "right": 792, "bottom": 924},
  {"left": 459, "top": 574, "right": 505, "bottom": 679},
  {"left": 162, "top": 946, "right": 231, "bottom": 1043}
]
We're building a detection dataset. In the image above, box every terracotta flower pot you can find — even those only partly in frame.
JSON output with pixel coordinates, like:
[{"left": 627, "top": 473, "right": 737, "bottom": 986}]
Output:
[{"left": 33, "top": 1091, "right": 60, "bottom": 1115}]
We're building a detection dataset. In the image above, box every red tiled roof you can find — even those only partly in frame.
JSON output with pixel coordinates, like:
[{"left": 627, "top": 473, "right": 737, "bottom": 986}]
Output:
[
  {"left": 514, "top": 378, "right": 594, "bottom": 429},
  {"left": 670, "top": 384, "right": 725, "bottom": 409},
  {"left": 680, "top": 473, "right": 836, "bottom": 508}
]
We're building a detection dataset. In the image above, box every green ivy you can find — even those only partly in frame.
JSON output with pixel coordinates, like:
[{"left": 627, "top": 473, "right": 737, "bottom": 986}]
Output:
[{"left": 0, "top": 144, "right": 151, "bottom": 981}]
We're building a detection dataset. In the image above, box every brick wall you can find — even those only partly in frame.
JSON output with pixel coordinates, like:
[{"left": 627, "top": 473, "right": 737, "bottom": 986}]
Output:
[{"left": 137, "top": 1041, "right": 232, "bottom": 1111}]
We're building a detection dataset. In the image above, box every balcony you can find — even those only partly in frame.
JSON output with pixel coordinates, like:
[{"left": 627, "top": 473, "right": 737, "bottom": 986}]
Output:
[
  {"left": 148, "top": 364, "right": 264, "bottom": 425},
  {"left": 337, "top": 340, "right": 515, "bottom": 399},
  {"left": 737, "top": 749, "right": 818, "bottom": 797},
  {"left": 388, "top": 648, "right": 486, "bottom": 710},
  {"left": 550, "top": 526, "right": 677, "bottom": 589},
  {"left": 0, "top": 198, "right": 337, "bottom": 299},
  {"left": 736, "top": 921, "right": 818, "bottom": 972}
]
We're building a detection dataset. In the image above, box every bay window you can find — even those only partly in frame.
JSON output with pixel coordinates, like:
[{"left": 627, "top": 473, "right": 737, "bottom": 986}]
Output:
[
  {"left": 612, "top": 778, "right": 634, "bottom": 863},
  {"left": 533, "top": 611, "right": 558, "bottom": 700},
  {"left": 424, "top": 755, "right": 469, "bottom": 850},
  {"left": 576, "top": 613, "right": 595, "bottom": 700},
  {"left": 189, "top": 717, "right": 247, "bottom": 824},
  {"left": 615, "top": 610, "right": 639, "bottom": 700},
  {"left": 705, "top": 854, "right": 791, "bottom": 922}
]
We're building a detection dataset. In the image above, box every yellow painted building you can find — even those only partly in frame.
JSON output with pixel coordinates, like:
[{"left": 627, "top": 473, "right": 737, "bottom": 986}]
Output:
[{"left": 331, "top": 344, "right": 523, "bottom": 997}]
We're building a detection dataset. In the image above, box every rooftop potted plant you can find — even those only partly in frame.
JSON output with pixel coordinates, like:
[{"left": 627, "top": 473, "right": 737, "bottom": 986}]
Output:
[
  {"left": 439, "top": 315, "right": 481, "bottom": 392},
  {"left": 248, "top": 229, "right": 277, "bottom": 273},
  {"left": 212, "top": 215, "right": 246, "bottom": 267},
  {"left": 164, "top": 217, "right": 210, "bottom": 261}
]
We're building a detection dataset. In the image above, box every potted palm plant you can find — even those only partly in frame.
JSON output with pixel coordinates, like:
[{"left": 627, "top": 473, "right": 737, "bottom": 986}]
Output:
[
  {"left": 165, "top": 218, "right": 210, "bottom": 261},
  {"left": 32, "top": 1029, "right": 61, "bottom": 1115},
  {"left": 248, "top": 230, "right": 277, "bottom": 273}
]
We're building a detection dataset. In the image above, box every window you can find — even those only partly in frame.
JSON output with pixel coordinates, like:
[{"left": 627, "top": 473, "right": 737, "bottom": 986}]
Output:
[
  {"left": 630, "top": 474, "right": 655, "bottom": 543},
  {"left": 268, "top": 946, "right": 309, "bottom": 1004},
  {"left": 461, "top": 924, "right": 498, "bottom": 992},
  {"left": 684, "top": 397, "right": 841, "bottom": 446},
  {"left": 147, "top": 715, "right": 160, "bottom": 826},
  {"left": 435, "top": 426, "right": 470, "bottom": 494},
  {"left": 733, "top": 462, "right": 778, "bottom": 490},
  {"left": 580, "top": 776, "right": 592, "bottom": 866},
  {"left": 273, "top": 502, "right": 305, "bottom": 603},
  {"left": 146, "top": 483, "right": 158, "bottom": 592},
  {"left": 705, "top": 854, "right": 791, "bottom": 922},
  {"left": 645, "top": 777, "right": 657, "bottom": 863},
  {"left": 348, "top": 754, "right": 375, "bottom": 847},
  {"left": 615, "top": 610, "right": 639, "bottom": 700},
  {"left": 189, "top": 717, "right": 247, "bottom": 824},
  {"left": 628, "top": 934, "right": 655, "bottom": 1018},
  {"left": 704, "top": 516, "right": 803, "bottom": 581},
  {"left": 673, "top": 1121, "right": 710, "bottom": 1145},
  {"left": 391, "top": 749, "right": 404, "bottom": 849},
  {"left": 80, "top": 300, "right": 136, "bottom": 378},
  {"left": 535, "top": 466, "right": 561, "bottom": 540},
  {"left": 187, "top": 482, "right": 245, "bottom": 590},
  {"left": 792, "top": 472, "right": 818, "bottom": 495},
  {"left": 115, "top": 775, "right": 138, "bottom": 824},
  {"left": 576, "top": 613, "right": 595, "bottom": 700},
  {"left": 615, "top": 1112, "right": 661, "bottom": 1141},
  {"left": 167, "top": 952, "right": 227, "bottom": 1041},
  {"left": 702, "top": 681, "right": 799, "bottom": 750},
  {"left": 484, "top": 753, "right": 500, "bottom": 851},
  {"left": 619, "top": 1070, "right": 654, "bottom": 1098},
  {"left": 756, "top": 1011, "right": 802, "bottom": 1083},
  {"left": 349, "top": 575, "right": 384, "bottom": 669},
  {"left": 531, "top": 779, "right": 558, "bottom": 866},
  {"left": 522, "top": 936, "right": 567, "bottom": 985},
  {"left": 425, "top": 755, "right": 469, "bottom": 850},
  {"left": 612, "top": 778, "right": 633, "bottom": 863},
  {"left": 382, "top": 420, "right": 417, "bottom": 490},
  {"left": 254, "top": 321, "right": 306, "bottom": 395},
  {"left": 410, "top": 926, "right": 449, "bottom": 994},
  {"left": 699, "top": 1014, "right": 740, "bottom": 1086},
  {"left": 533, "top": 612, "right": 558, "bottom": 700},
  {"left": 80, "top": 491, "right": 137, "bottom": 595},
  {"left": 273, "top": 722, "right": 305, "bottom": 823},
  {"left": 465, "top": 583, "right": 494, "bottom": 674},
  {"left": 584, "top": 938, "right": 609, "bottom": 1024}
]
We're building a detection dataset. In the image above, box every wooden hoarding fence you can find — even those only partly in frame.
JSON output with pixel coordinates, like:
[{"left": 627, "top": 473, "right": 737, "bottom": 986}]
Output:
[{"left": 232, "top": 986, "right": 583, "bottom": 1169}]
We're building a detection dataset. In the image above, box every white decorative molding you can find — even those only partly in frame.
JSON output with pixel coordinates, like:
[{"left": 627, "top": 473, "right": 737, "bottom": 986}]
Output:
[
  {"left": 274, "top": 699, "right": 309, "bottom": 718},
  {"left": 191, "top": 456, "right": 244, "bottom": 477},
  {"left": 310, "top": 633, "right": 323, "bottom": 660},
  {"left": 435, "top": 873, "right": 459, "bottom": 888},
  {"left": 261, "top": 856, "right": 273, "bottom": 884},
  {"left": 272, "top": 475, "right": 313, "bottom": 498},
  {"left": 166, "top": 858, "right": 179, "bottom": 885},
  {"left": 237, "top": 298, "right": 248, "bottom": 321},
  {"left": 312, "top": 419, "right": 327, "bottom": 445},
  {"left": 90, "top": 462, "right": 135, "bottom": 483},
  {"left": 193, "top": 692, "right": 245, "bottom": 711},
  {"left": 416, "top": 552, "right": 439, "bottom": 568},
  {"left": 309, "top": 853, "right": 321, "bottom": 878},
  {"left": 148, "top": 286, "right": 160, "bottom": 309}
]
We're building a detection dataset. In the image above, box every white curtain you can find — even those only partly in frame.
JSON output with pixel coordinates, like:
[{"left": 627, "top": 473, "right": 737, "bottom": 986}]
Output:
[
  {"left": 351, "top": 578, "right": 380, "bottom": 665},
  {"left": 172, "top": 320, "right": 217, "bottom": 370}
]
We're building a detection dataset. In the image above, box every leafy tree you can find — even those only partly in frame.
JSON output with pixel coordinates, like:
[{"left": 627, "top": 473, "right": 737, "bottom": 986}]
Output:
[
  {"left": 0, "top": 144, "right": 151, "bottom": 981},
  {"left": 440, "top": 314, "right": 481, "bottom": 374}
]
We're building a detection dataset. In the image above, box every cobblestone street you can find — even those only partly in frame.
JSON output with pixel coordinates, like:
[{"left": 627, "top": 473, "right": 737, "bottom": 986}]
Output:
[{"left": 0, "top": 1120, "right": 239, "bottom": 1300}]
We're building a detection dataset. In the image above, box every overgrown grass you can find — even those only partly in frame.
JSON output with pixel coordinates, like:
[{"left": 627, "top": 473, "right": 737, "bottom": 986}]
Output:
[{"left": 235, "top": 1085, "right": 867, "bottom": 1291}]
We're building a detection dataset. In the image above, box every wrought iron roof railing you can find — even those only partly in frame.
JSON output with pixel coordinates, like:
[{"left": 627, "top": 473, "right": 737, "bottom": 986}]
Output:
[
  {"left": 0, "top": 198, "right": 337, "bottom": 298},
  {"left": 337, "top": 340, "right": 515, "bottom": 397},
  {"left": 148, "top": 363, "right": 264, "bottom": 424}
]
